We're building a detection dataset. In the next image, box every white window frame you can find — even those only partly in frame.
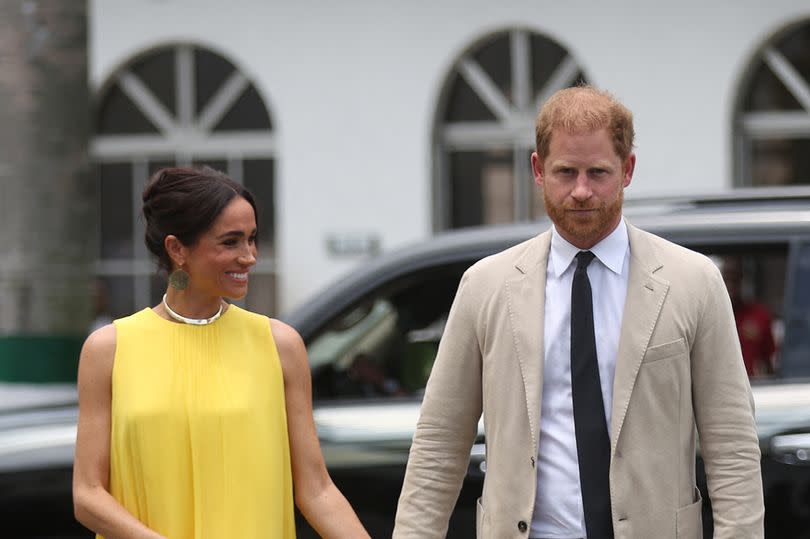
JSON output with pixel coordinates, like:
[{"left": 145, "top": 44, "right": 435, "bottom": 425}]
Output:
[
  {"left": 735, "top": 25, "right": 810, "bottom": 186},
  {"left": 434, "top": 29, "right": 586, "bottom": 230},
  {"left": 92, "top": 43, "right": 277, "bottom": 311}
]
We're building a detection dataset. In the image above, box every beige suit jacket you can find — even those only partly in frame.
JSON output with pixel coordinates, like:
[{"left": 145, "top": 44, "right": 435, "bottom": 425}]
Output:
[{"left": 393, "top": 222, "right": 764, "bottom": 539}]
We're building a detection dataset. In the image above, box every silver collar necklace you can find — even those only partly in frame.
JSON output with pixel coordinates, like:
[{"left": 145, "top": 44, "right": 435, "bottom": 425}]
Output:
[{"left": 162, "top": 294, "right": 223, "bottom": 325}]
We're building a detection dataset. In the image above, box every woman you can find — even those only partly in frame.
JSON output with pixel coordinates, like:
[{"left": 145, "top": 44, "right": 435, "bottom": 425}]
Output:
[{"left": 73, "top": 166, "right": 371, "bottom": 539}]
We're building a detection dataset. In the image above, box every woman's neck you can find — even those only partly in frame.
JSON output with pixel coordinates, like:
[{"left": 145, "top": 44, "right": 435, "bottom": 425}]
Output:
[{"left": 163, "top": 289, "right": 224, "bottom": 320}]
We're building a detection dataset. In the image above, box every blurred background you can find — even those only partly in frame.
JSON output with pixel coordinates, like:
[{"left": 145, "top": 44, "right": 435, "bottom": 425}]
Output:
[
  {"left": 2, "top": 2, "right": 810, "bottom": 537},
  {"left": 1, "top": 0, "right": 809, "bottom": 405}
]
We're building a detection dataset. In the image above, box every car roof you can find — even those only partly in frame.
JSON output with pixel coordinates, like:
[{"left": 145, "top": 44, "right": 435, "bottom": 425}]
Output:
[{"left": 284, "top": 188, "right": 810, "bottom": 338}]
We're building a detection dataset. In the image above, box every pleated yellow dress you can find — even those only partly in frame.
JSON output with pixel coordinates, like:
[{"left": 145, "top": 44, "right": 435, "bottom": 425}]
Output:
[{"left": 103, "top": 305, "right": 296, "bottom": 539}]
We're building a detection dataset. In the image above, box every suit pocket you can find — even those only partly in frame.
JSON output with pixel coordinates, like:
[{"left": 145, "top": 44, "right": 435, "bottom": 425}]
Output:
[
  {"left": 675, "top": 487, "right": 703, "bottom": 538},
  {"left": 643, "top": 338, "right": 687, "bottom": 364},
  {"left": 476, "top": 497, "right": 485, "bottom": 537}
]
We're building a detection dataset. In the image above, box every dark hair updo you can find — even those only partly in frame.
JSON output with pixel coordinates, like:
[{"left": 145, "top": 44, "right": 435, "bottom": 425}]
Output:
[{"left": 141, "top": 166, "right": 258, "bottom": 273}]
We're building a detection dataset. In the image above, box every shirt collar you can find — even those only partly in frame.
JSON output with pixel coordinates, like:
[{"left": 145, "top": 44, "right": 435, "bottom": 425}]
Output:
[{"left": 549, "top": 218, "right": 629, "bottom": 278}]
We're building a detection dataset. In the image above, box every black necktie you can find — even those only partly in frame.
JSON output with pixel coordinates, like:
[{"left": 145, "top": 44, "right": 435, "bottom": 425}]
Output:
[{"left": 571, "top": 251, "right": 613, "bottom": 538}]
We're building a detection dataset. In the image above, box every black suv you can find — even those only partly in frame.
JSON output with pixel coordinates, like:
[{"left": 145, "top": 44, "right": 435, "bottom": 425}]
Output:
[{"left": 2, "top": 190, "right": 810, "bottom": 538}]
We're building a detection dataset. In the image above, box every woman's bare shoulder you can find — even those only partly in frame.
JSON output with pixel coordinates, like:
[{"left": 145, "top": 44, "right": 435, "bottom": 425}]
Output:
[
  {"left": 268, "top": 318, "right": 310, "bottom": 377},
  {"left": 79, "top": 323, "right": 117, "bottom": 373},
  {"left": 268, "top": 318, "right": 304, "bottom": 353}
]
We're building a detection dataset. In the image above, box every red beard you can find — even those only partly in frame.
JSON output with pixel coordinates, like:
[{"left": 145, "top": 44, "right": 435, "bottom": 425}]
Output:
[{"left": 544, "top": 188, "right": 624, "bottom": 248}]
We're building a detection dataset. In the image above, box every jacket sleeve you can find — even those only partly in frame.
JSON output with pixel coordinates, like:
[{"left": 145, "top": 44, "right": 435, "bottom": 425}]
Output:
[
  {"left": 393, "top": 270, "right": 484, "bottom": 539},
  {"left": 691, "top": 263, "right": 764, "bottom": 539}
]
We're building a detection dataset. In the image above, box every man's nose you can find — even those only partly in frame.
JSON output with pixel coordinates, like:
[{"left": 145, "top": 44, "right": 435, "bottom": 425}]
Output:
[{"left": 571, "top": 175, "right": 592, "bottom": 200}]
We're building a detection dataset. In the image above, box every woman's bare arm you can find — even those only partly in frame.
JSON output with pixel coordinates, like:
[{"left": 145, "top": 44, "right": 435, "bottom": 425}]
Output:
[
  {"left": 72, "top": 324, "right": 166, "bottom": 539},
  {"left": 271, "top": 319, "right": 371, "bottom": 539}
]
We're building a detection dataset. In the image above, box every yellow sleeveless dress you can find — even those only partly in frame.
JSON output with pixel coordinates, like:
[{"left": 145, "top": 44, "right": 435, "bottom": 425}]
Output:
[{"left": 103, "top": 305, "right": 296, "bottom": 539}]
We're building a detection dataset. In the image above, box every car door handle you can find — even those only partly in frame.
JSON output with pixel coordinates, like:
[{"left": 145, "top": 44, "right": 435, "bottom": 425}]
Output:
[
  {"left": 469, "top": 442, "right": 486, "bottom": 473},
  {"left": 770, "top": 433, "right": 810, "bottom": 465}
]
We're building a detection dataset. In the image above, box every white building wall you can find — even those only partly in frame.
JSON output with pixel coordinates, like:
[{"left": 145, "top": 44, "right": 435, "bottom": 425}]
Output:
[{"left": 89, "top": 0, "right": 810, "bottom": 311}]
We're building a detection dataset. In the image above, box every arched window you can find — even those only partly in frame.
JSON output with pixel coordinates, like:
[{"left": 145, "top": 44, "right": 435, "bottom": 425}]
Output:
[
  {"left": 735, "top": 20, "right": 810, "bottom": 187},
  {"left": 92, "top": 44, "right": 277, "bottom": 318},
  {"left": 434, "top": 29, "right": 587, "bottom": 230}
]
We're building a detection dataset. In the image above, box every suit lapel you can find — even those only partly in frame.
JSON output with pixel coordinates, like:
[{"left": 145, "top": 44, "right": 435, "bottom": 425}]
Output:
[
  {"left": 505, "top": 231, "right": 551, "bottom": 455},
  {"left": 610, "top": 223, "right": 670, "bottom": 452}
]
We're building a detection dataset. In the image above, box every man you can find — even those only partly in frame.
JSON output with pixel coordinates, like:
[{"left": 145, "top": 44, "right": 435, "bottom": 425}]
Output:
[{"left": 393, "top": 86, "right": 763, "bottom": 538}]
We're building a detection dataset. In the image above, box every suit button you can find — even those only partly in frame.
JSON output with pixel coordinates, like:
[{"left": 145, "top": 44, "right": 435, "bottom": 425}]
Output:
[{"left": 517, "top": 520, "right": 528, "bottom": 533}]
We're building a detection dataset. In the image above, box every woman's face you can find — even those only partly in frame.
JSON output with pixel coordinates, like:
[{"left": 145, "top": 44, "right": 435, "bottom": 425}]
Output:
[{"left": 182, "top": 196, "right": 257, "bottom": 300}]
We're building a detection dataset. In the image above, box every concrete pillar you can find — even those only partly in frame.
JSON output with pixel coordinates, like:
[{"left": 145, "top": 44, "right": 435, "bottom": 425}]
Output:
[{"left": 0, "top": 0, "right": 93, "bottom": 381}]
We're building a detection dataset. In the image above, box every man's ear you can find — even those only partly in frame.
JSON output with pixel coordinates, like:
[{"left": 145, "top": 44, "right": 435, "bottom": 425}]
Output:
[
  {"left": 531, "top": 152, "right": 544, "bottom": 188},
  {"left": 623, "top": 153, "right": 636, "bottom": 188},
  {"left": 164, "top": 235, "right": 186, "bottom": 268}
]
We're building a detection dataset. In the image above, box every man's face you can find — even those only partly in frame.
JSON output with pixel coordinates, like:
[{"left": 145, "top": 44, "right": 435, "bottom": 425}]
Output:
[{"left": 532, "top": 128, "right": 635, "bottom": 249}]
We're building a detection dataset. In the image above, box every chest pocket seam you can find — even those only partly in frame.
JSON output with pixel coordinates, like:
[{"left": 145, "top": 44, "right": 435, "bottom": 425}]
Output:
[{"left": 643, "top": 337, "right": 687, "bottom": 364}]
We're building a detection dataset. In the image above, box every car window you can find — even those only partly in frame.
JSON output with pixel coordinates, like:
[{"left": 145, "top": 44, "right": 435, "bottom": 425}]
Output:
[
  {"left": 781, "top": 240, "right": 810, "bottom": 378},
  {"left": 698, "top": 244, "right": 788, "bottom": 380},
  {"left": 307, "top": 240, "right": 801, "bottom": 402},
  {"left": 309, "top": 264, "right": 467, "bottom": 401}
]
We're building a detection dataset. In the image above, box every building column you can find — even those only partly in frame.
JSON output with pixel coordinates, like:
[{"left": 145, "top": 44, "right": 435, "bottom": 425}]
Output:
[{"left": 0, "top": 0, "right": 94, "bottom": 382}]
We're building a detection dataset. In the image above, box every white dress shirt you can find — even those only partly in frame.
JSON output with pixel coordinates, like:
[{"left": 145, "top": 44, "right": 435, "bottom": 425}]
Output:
[{"left": 531, "top": 218, "right": 630, "bottom": 539}]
